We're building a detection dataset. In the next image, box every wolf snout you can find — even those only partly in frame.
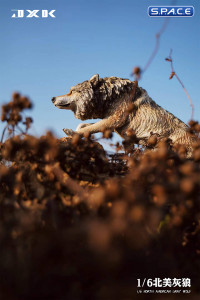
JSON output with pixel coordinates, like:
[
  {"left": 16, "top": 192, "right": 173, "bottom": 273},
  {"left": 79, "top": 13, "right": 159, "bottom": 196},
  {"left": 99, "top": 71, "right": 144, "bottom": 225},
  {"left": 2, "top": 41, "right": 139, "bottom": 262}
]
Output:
[{"left": 51, "top": 97, "right": 56, "bottom": 103}]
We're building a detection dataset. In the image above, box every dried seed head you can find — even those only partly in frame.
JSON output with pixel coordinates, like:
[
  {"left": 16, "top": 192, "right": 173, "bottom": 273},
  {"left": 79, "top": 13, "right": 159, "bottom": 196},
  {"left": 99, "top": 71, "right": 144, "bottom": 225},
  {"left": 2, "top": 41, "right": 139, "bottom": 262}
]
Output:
[
  {"left": 147, "top": 135, "right": 158, "bottom": 147},
  {"left": 169, "top": 72, "right": 175, "bottom": 80},
  {"left": 103, "top": 129, "right": 113, "bottom": 139},
  {"left": 180, "top": 178, "right": 195, "bottom": 194},
  {"left": 71, "top": 133, "right": 80, "bottom": 146},
  {"left": 132, "top": 66, "right": 141, "bottom": 79},
  {"left": 193, "top": 149, "right": 200, "bottom": 161}
]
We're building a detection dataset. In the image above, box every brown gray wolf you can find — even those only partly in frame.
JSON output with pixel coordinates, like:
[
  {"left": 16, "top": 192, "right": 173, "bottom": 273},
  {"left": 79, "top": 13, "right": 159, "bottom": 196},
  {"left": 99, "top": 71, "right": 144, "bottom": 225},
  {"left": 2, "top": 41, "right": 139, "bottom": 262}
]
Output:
[{"left": 51, "top": 74, "right": 195, "bottom": 154}]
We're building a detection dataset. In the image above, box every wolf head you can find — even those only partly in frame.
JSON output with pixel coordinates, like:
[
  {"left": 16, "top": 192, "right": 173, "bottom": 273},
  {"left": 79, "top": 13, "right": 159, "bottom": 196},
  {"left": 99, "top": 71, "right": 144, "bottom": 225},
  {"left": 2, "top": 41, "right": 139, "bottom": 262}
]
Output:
[{"left": 52, "top": 74, "right": 139, "bottom": 120}]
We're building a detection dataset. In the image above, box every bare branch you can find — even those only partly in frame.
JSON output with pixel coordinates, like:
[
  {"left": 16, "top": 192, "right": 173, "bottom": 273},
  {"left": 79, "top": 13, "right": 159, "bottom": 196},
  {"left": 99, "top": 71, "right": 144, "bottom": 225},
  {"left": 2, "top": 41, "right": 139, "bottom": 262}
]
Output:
[
  {"left": 52, "top": 162, "right": 87, "bottom": 200},
  {"left": 143, "top": 18, "right": 169, "bottom": 74},
  {"left": 1, "top": 125, "right": 8, "bottom": 143},
  {"left": 166, "top": 49, "right": 194, "bottom": 120},
  {"left": 131, "top": 0, "right": 177, "bottom": 80}
]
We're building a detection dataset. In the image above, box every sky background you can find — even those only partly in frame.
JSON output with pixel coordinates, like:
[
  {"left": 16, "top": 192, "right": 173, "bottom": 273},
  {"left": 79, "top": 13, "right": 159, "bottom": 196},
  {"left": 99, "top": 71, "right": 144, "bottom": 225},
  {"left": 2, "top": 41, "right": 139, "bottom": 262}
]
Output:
[{"left": 0, "top": 0, "right": 199, "bottom": 145}]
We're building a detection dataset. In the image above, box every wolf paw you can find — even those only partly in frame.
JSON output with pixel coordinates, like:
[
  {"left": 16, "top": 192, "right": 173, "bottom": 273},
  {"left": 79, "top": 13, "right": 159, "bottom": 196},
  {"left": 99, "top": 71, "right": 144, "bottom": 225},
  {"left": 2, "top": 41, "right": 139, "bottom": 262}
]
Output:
[{"left": 63, "top": 128, "right": 75, "bottom": 137}]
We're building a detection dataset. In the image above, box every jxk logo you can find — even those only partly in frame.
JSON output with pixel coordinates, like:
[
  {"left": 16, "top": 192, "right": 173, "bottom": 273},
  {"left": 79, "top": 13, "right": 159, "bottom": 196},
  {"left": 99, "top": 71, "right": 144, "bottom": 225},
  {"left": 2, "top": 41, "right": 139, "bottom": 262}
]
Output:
[{"left": 11, "top": 10, "right": 56, "bottom": 18}]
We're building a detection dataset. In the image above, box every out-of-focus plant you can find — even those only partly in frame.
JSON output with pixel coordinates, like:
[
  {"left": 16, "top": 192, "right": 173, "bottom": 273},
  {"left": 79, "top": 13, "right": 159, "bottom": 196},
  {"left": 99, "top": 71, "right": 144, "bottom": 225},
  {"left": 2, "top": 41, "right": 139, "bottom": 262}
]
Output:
[
  {"left": 0, "top": 95, "right": 200, "bottom": 299},
  {"left": 1, "top": 92, "right": 33, "bottom": 143}
]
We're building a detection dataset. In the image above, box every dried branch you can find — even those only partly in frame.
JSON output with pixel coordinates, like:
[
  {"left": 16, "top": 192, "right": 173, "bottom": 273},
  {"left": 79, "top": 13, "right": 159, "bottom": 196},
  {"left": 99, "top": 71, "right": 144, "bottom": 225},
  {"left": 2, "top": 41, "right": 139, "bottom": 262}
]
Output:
[
  {"left": 131, "top": 0, "right": 177, "bottom": 80},
  {"left": 143, "top": 18, "right": 169, "bottom": 74},
  {"left": 16, "top": 125, "right": 26, "bottom": 135},
  {"left": 1, "top": 124, "right": 8, "bottom": 143},
  {"left": 166, "top": 49, "right": 194, "bottom": 120},
  {"left": 52, "top": 162, "right": 87, "bottom": 200},
  {"left": 130, "top": 80, "right": 138, "bottom": 102},
  {"left": 131, "top": 18, "right": 170, "bottom": 80}
]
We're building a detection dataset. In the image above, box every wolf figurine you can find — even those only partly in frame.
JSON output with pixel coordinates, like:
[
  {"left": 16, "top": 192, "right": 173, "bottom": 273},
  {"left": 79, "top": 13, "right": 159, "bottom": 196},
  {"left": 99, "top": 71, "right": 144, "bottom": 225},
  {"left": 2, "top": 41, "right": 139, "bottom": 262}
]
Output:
[{"left": 51, "top": 74, "right": 195, "bottom": 154}]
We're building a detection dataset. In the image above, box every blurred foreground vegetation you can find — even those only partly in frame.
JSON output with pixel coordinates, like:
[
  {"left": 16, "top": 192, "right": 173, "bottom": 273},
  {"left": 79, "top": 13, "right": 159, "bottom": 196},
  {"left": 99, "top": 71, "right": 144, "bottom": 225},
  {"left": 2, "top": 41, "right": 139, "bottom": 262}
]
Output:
[{"left": 0, "top": 93, "right": 200, "bottom": 299}]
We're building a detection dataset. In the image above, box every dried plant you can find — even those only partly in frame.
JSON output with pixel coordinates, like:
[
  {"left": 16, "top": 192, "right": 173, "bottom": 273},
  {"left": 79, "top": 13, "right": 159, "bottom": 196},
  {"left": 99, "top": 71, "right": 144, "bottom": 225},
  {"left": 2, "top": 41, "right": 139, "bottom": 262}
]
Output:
[
  {"left": 0, "top": 94, "right": 200, "bottom": 299},
  {"left": 130, "top": 0, "right": 194, "bottom": 121},
  {"left": 166, "top": 49, "right": 195, "bottom": 120}
]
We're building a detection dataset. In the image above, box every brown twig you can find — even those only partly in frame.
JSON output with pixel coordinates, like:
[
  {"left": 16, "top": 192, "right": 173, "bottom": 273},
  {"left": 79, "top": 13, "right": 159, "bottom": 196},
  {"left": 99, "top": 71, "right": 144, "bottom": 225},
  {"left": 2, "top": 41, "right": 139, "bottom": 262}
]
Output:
[
  {"left": 16, "top": 125, "right": 26, "bottom": 135},
  {"left": 1, "top": 124, "right": 8, "bottom": 143},
  {"left": 131, "top": 0, "right": 177, "bottom": 80},
  {"left": 166, "top": 49, "right": 194, "bottom": 120},
  {"left": 130, "top": 80, "right": 138, "bottom": 100},
  {"left": 143, "top": 18, "right": 169, "bottom": 74},
  {"left": 52, "top": 162, "right": 87, "bottom": 200},
  {"left": 131, "top": 17, "right": 169, "bottom": 80}
]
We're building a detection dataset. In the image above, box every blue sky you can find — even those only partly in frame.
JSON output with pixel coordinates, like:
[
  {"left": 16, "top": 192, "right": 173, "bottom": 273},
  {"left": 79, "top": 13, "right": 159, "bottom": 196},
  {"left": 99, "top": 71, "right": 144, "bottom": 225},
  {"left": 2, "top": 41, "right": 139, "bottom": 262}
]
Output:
[{"left": 0, "top": 0, "right": 199, "bottom": 142}]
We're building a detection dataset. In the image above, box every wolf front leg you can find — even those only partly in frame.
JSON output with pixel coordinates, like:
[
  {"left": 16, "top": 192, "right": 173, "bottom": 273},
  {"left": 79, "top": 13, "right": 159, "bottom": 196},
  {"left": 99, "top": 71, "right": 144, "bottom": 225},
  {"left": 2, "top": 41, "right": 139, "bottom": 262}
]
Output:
[
  {"left": 63, "top": 120, "right": 111, "bottom": 137},
  {"left": 63, "top": 123, "right": 95, "bottom": 137},
  {"left": 76, "top": 116, "right": 126, "bottom": 136},
  {"left": 65, "top": 99, "right": 131, "bottom": 136},
  {"left": 76, "top": 123, "right": 94, "bottom": 131}
]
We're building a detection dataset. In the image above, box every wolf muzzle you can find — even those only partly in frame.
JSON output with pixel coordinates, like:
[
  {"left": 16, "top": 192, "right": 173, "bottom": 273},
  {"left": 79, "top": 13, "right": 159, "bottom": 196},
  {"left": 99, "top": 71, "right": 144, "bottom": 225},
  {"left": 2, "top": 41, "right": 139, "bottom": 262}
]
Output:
[{"left": 51, "top": 95, "right": 71, "bottom": 109}]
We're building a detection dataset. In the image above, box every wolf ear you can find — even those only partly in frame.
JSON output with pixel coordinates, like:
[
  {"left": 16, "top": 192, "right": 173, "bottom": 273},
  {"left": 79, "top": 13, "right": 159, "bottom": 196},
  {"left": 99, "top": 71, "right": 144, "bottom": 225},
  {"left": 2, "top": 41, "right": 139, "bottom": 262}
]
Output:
[{"left": 89, "top": 74, "right": 99, "bottom": 85}]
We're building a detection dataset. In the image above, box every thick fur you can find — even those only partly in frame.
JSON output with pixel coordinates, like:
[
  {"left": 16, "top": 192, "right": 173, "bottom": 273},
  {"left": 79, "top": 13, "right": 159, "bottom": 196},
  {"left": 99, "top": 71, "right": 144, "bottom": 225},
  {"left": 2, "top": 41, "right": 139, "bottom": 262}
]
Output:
[{"left": 52, "top": 74, "right": 195, "bottom": 153}]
